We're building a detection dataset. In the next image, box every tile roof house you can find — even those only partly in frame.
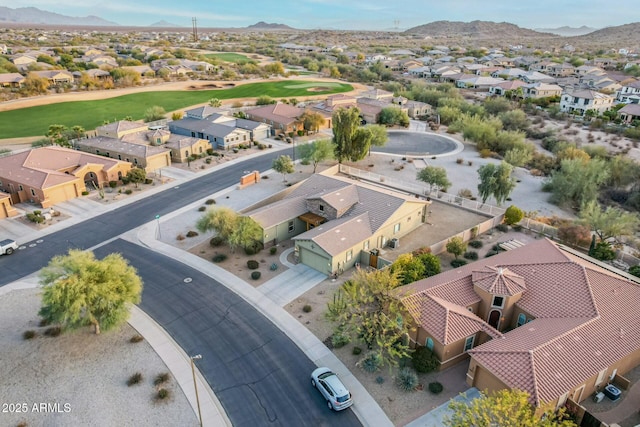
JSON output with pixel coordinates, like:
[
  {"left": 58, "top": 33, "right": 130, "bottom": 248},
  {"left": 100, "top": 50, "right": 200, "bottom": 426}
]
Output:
[
  {"left": 619, "top": 104, "right": 640, "bottom": 124},
  {"left": 560, "top": 89, "right": 615, "bottom": 116},
  {"left": 398, "top": 238, "right": 640, "bottom": 410},
  {"left": 244, "top": 103, "right": 306, "bottom": 135},
  {"left": 74, "top": 136, "right": 171, "bottom": 173},
  {"left": 488, "top": 79, "right": 526, "bottom": 96},
  {"left": 0, "top": 72, "right": 25, "bottom": 88},
  {"left": 0, "top": 146, "right": 132, "bottom": 209},
  {"left": 0, "top": 191, "right": 18, "bottom": 219},
  {"left": 243, "top": 172, "right": 430, "bottom": 275},
  {"left": 522, "top": 82, "right": 563, "bottom": 99},
  {"left": 616, "top": 79, "right": 640, "bottom": 104}
]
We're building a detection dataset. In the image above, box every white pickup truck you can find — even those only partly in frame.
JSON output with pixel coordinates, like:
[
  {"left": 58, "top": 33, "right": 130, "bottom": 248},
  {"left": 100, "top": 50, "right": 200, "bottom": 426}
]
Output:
[{"left": 0, "top": 239, "right": 18, "bottom": 255}]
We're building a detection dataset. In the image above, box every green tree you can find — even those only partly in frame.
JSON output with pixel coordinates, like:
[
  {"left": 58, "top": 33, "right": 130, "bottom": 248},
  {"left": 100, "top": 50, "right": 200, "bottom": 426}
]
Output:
[
  {"left": 580, "top": 200, "right": 640, "bottom": 242},
  {"left": 499, "top": 109, "right": 530, "bottom": 131},
  {"left": 331, "top": 268, "right": 412, "bottom": 367},
  {"left": 416, "top": 252, "right": 441, "bottom": 277},
  {"left": 143, "top": 105, "right": 166, "bottom": 122},
  {"left": 39, "top": 250, "right": 143, "bottom": 335},
  {"left": 272, "top": 155, "right": 294, "bottom": 182},
  {"left": 298, "top": 139, "right": 334, "bottom": 173},
  {"left": 417, "top": 166, "right": 451, "bottom": 193},
  {"left": 483, "top": 97, "right": 513, "bottom": 115},
  {"left": 46, "top": 124, "right": 69, "bottom": 146},
  {"left": 445, "top": 389, "right": 577, "bottom": 427},
  {"left": 446, "top": 236, "right": 467, "bottom": 259},
  {"left": 228, "top": 216, "right": 263, "bottom": 252},
  {"left": 504, "top": 147, "right": 533, "bottom": 168},
  {"left": 126, "top": 168, "right": 146, "bottom": 188},
  {"left": 208, "top": 98, "right": 222, "bottom": 107},
  {"left": 366, "top": 124, "right": 388, "bottom": 149},
  {"left": 378, "top": 106, "right": 410, "bottom": 127},
  {"left": 547, "top": 158, "right": 610, "bottom": 209},
  {"left": 591, "top": 241, "right": 616, "bottom": 261},
  {"left": 628, "top": 265, "right": 640, "bottom": 278},
  {"left": 332, "top": 107, "right": 361, "bottom": 163},
  {"left": 390, "top": 253, "right": 426, "bottom": 285},
  {"left": 196, "top": 206, "right": 238, "bottom": 241},
  {"left": 299, "top": 110, "right": 325, "bottom": 135},
  {"left": 503, "top": 205, "right": 524, "bottom": 225},
  {"left": 477, "top": 162, "right": 516, "bottom": 205}
]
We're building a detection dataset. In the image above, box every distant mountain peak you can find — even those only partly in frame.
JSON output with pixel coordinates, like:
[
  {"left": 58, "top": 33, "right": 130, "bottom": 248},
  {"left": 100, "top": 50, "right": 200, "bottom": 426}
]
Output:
[
  {"left": 246, "top": 21, "right": 294, "bottom": 30},
  {"left": 535, "top": 25, "right": 597, "bottom": 36},
  {"left": 150, "top": 20, "right": 182, "bottom": 27},
  {"left": 403, "top": 20, "right": 555, "bottom": 39},
  {"left": 0, "top": 6, "right": 119, "bottom": 26}
]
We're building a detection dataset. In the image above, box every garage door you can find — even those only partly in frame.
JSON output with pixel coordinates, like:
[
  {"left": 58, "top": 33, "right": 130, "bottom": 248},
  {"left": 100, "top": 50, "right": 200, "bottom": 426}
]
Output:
[{"left": 299, "top": 247, "right": 331, "bottom": 274}]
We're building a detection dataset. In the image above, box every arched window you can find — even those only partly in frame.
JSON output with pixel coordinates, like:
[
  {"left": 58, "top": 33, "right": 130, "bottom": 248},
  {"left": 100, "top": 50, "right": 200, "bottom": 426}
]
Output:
[
  {"left": 517, "top": 313, "right": 526, "bottom": 327},
  {"left": 426, "top": 337, "right": 434, "bottom": 351}
]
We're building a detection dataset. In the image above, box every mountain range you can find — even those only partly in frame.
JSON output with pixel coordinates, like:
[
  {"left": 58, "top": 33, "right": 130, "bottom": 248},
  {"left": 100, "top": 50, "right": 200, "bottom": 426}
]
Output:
[
  {"left": 404, "top": 20, "right": 556, "bottom": 39},
  {"left": 0, "top": 6, "right": 118, "bottom": 26},
  {"left": 534, "top": 25, "right": 597, "bottom": 36}
]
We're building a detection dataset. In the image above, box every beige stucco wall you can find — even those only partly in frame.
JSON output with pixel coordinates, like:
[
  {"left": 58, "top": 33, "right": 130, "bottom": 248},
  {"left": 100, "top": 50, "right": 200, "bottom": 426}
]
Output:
[{"left": 0, "top": 194, "right": 17, "bottom": 219}]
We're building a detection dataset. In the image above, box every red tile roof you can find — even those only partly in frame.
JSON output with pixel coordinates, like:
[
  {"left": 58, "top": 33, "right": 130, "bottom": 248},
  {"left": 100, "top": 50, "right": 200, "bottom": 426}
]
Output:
[{"left": 472, "top": 266, "right": 526, "bottom": 296}]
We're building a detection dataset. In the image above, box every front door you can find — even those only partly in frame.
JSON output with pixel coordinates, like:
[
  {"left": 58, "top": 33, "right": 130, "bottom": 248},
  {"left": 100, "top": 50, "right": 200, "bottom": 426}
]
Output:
[
  {"left": 488, "top": 309, "right": 501, "bottom": 329},
  {"left": 369, "top": 250, "right": 378, "bottom": 268}
]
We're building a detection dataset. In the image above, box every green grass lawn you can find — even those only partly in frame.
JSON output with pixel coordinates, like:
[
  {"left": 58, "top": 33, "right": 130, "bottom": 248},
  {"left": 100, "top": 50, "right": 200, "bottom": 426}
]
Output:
[
  {"left": 0, "top": 80, "right": 353, "bottom": 138},
  {"left": 204, "top": 53, "right": 253, "bottom": 63}
]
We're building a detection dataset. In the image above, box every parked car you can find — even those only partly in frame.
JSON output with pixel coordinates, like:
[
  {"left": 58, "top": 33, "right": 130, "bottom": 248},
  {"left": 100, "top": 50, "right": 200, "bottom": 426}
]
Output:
[
  {"left": 311, "top": 367, "right": 353, "bottom": 411},
  {"left": 0, "top": 239, "right": 18, "bottom": 255}
]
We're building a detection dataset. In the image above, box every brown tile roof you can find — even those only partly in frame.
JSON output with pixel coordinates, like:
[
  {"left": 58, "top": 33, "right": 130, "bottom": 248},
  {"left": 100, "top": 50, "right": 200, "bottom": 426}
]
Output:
[
  {"left": 164, "top": 135, "right": 205, "bottom": 149},
  {"left": 0, "top": 146, "right": 124, "bottom": 190},
  {"left": 76, "top": 137, "right": 170, "bottom": 158},
  {"left": 245, "top": 103, "right": 304, "bottom": 125},
  {"left": 96, "top": 120, "right": 147, "bottom": 135},
  {"left": 317, "top": 184, "right": 359, "bottom": 213},
  {"left": 401, "top": 238, "right": 640, "bottom": 407},
  {"left": 0, "top": 73, "right": 25, "bottom": 84},
  {"left": 472, "top": 266, "right": 526, "bottom": 296}
]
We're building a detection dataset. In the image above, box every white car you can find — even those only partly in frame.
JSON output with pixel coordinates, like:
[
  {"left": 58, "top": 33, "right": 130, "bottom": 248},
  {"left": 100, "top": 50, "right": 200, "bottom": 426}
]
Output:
[
  {"left": 311, "top": 367, "right": 353, "bottom": 411},
  {"left": 0, "top": 239, "right": 18, "bottom": 255}
]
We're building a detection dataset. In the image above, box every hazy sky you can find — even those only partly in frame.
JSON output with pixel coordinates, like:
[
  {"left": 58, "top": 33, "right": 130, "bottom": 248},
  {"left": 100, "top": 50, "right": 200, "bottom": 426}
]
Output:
[{"left": 3, "top": 0, "right": 639, "bottom": 30}]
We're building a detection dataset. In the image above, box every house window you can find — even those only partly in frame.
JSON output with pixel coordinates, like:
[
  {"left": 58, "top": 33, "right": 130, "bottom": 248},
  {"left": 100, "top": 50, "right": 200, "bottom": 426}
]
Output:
[
  {"left": 288, "top": 221, "right": 294, "bottom": 233},
  {"left": 191, "top": 132, "right": 195, "bottom": 137},
  {"left": 464, "top": 336, "right": 475, "bottom": 352},
  {"left": 346, "top": 250, "right": 353, "bottom": 262},
  {"left": 106, "top": 152, "right": 110, "bottom": 157},
  {"left": 134, "top": 159, "right": 138, "bottom": 165},
  {"left": 19, "top": 185, "right": 23, "bottom": 191},
  {"left": 319, "top": 204, "right": 324, "bottom": 212},
  {"left": 118, "top": 154, "right": 122, "bottom": 160},
  {"left": 517, "top": 313, "right": 526, "bottom": 327},
  {"left": 393, "top": 223, "right": 400, "bottom": 234},
  {"left": 30, "top": 188, "right": 36, "bottom": 196},
  {"left": 492, "top": 296, "right": 504, "bottom": 308},
  {"left": 96, "top": 150, "right": 100, "bottom": 154},
  {"left": 363, "top": 240, "right": 369, "bottom": 251},
  {"left": 426, "top": 337, "right": 434, "bottom": 351},
  {"left": 156, "top": 138, "right": 161, "bottom": 144}
]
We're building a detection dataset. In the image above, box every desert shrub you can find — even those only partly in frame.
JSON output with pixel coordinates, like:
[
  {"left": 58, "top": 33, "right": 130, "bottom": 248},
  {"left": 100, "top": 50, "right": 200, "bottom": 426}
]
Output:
[
  {"left": 628, "top": 265, "right": 640, "bottom": 278},
  {"left": 247, "top": 260, "right": 259, "bottom": 269},
  {"left": 358, "top": 351, "right": 383, "bottom": 373},
  {"left": 26, "top": 212, "right": 44, "bottom": 223},
  {"left": 205, "top": 199, "right": 216, "bottom": 205},
  {"left": 39, "top": 318, "right": 50, "bottom": 327},
  {"left": 109, "top": 181, "right": 118, "bottom": 188},
  {"left": 456, "top": 158, "right": 464, "bottom": 164},
  {"left": 23, "top": 330, "right": 36, "bottom": 340},
  {"left": 302, "top": 304, "right": 312, "bottom": 313},
  {"left": 469, "top": 240, "right": 483, "bottom": 249},
  {"left": 270, "top": 263, "right": 278, "bottom": 271},
  {"left": 396, "top": 367, "right": 418, "bottom": 392},
  {"left": 331, "top": 330, "right": 350, "bottom": 348},
  {"left": 209, "top": 236, "right": 224, "bottom": 247},
  {"left": 186, "top": 230, "right": 198, "bottom": 238},
  {"left": 250, "top": 271, "right": 261, "bottom": 280},
  {"left": 479, "top": 148, "right": 492, "bottom": 158},
  {"left": 44, "top": 326, "right": 61, "bottom": 337},
  {"left": 81, "top": 191, "right": 89, "bottom": 196},
  {"left": 198, "top": 206, "right": 206, "bottom": 212},
  {"left": 154, "top": 372, "right": 170, "bottom": 386},
  {"left": 130, "top": 334, "right": 144, "bottom": 343},
  {"left": 125, "top": 189, "right": 133, "bottom": 195},
  {"left": 496, "top": 223, "right": 509, "bottom": 232},
  {"left": 156, "top": 388, "right": 170, "bottom": 400},
  {"left": 352, "top": 346, "right": 362, "bottom": 355},
  {"left": 463, "top": 251, "right": 478, "bottom": 260},
  {"left": 504, "top": 205, "right": 524, "bottom": 225},
  {"left": 428, "top": 381, "right": 444, "bottom": 394},
  {"left": 144, "top": 178, "right": 153, "bottom": 185},
  {"left": 127, "top": 372, "right": 143, "bottom": 386},
  {"left": 375, "top": 376, "right": 385, "bottom": 384},
  {"left": 412, "top": 346, "right": 439, "bottom": 373},
  {"left": 244, "top": 247, "right": 257, "bottom": 255},
  {"left": 176, "top": 234, "right": 185, "bottom": 241},
  {"left": 212, "top": 254, "right": 227, "bottom": 263},
  {"left": 457, "top": 188, "right": 473, "bottom": 199},
  {"left": 270, "top": 247, "right": 277, "bottom": 255},
  {"left": 450, "top": 259, "right": 468, "bottom": 268}
]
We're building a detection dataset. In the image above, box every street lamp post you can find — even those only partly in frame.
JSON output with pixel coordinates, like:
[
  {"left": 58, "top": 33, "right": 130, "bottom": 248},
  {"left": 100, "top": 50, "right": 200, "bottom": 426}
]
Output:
[
  {"left": 155, "top": 214, "right": 161, "bottom": 239},
  {"left": 190, "top": 354, "right": 203, "bottom": 427}
]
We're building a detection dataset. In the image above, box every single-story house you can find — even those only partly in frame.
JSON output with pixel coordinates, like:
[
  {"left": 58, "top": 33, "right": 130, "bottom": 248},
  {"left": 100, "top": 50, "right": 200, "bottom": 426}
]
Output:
[
  {"left": 0, "top": 72, "right": 25, "bottom": 88},
  {"left": 168, "top": 118, "right": 252, "bottom": 149},
  {"left": 243, "top": 172, "right": 430, "bottom": 275},
  {"left": 164, "top": 135, "right": 211, "bottom": 162},
  {"left": 620, "top": 103, "right": 640, "bottom": 123},
  {"left": 0, "top": 146, "right": 131, "bottom": 208},
  {"left": 96, "top": 121, "right": 149, "bottom": 139},
  {"left": 244, "top": 103, "right": 306, "bottom": 135},
  {"left": 74, "top": 136, "right": 171, "bottom": 173},
  {"left": 398, "top": 238, "right": 640, "bottom": 412},
  {"left": 522, "top": 82, "right": 563, "bottom": 99},
  {"left": 31, "top": 70, "right": 74, "bottom": 86},
  {"left": 488, "top": 80, "right": 526, "bottom": 96}
]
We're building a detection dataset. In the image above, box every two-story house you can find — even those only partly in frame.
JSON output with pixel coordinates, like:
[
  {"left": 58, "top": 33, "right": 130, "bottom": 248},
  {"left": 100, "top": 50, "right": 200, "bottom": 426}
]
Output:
[{"left": 560, "top": 89, "right": 614, "bottom": 116}]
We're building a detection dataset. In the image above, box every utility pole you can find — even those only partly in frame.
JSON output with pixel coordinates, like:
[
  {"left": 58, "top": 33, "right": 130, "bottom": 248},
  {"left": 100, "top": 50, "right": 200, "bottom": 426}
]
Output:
[{"left": 192, "top": 17, "right": 198, "bottom": 42}]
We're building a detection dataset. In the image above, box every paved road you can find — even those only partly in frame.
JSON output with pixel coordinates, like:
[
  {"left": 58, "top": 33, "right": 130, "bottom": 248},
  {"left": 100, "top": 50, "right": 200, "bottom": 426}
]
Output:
[
  {"left": 94, "top": 239, "right": 360, "bottom": 426},
  {"left": 0, "top": 152, "right": 281, "bottom": 284}
]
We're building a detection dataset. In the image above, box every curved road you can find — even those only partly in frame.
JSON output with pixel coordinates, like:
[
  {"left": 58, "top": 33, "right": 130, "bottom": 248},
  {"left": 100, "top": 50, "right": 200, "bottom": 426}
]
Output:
[{"left": 0, "top": 149, "right": 361, "bottom": 426}]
